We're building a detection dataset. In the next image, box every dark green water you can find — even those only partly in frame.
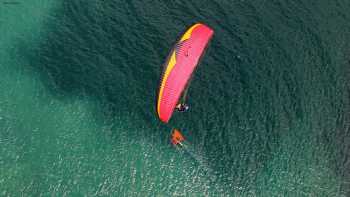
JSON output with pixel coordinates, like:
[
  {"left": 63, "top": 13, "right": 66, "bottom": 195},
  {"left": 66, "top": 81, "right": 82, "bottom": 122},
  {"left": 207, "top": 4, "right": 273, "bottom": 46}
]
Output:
[{"left": 1, "top": 0, "right": 350, "bottom": 196}]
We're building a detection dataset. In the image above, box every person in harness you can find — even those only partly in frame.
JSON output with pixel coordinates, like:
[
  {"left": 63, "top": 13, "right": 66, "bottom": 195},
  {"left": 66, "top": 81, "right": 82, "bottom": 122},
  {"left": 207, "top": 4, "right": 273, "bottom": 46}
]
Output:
[{"left": 175, "top": 103, "right": 189, "bottom": 112}]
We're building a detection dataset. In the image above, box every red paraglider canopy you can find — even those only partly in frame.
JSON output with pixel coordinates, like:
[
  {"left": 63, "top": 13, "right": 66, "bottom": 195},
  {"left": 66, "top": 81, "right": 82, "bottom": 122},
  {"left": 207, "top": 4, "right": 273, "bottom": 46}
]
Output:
[{"left": 157, "top": 23, "right": 214, "bottom": 123}]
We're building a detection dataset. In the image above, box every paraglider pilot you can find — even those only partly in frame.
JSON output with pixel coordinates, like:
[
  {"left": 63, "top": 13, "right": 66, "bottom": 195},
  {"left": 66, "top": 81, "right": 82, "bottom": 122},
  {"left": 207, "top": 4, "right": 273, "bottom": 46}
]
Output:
[{"left": 175, "top": 103, "right": 189, "bottom": 112}]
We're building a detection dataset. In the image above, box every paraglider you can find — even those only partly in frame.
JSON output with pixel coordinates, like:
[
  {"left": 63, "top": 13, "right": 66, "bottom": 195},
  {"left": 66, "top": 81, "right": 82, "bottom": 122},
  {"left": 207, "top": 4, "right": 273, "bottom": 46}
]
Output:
[{"left": 157, "top": 23, "right": 214, "bottom": 123}]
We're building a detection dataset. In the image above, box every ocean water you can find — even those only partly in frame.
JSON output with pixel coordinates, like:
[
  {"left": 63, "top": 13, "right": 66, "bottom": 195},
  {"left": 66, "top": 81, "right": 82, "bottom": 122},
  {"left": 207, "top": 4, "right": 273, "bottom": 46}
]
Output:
[{"left": 1, "top": 0, "right": 350, "bottom": 196}]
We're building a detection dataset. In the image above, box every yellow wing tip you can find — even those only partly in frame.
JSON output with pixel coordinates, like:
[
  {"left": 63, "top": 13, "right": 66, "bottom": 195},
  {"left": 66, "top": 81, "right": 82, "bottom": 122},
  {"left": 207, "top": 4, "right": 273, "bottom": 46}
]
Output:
[
  {"left": 180, "top": 23, "right": 201, "bottom": 41},
  {"left": 157, "top": 51, "right": 177, "bottom": 117}
]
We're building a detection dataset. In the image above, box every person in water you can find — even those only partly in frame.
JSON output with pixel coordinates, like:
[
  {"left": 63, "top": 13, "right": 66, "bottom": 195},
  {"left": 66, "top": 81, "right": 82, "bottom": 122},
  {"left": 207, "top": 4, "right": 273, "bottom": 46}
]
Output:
[{"left": 175, "top": 103, "right": 189, "bottom": 112}]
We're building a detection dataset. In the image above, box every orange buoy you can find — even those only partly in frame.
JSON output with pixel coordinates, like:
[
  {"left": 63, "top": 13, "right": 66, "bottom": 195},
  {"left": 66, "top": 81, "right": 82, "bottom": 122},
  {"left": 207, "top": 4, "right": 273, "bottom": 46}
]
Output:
[{"left": 171, "top": 129, "right": 185, "bottom": 145}]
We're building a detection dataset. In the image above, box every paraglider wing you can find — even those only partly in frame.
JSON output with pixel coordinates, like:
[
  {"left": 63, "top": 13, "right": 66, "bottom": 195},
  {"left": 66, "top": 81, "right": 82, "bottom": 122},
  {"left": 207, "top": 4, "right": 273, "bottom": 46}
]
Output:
[{"left": 157, "top": 23, "right": 214, "bottom": 123}]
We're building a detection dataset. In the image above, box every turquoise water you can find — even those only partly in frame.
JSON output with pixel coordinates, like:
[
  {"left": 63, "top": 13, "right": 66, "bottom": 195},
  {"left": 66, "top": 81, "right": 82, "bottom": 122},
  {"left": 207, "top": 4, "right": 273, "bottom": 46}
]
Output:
[{"left": 1, "top": 0, "right": 350, "bottom": 196}]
